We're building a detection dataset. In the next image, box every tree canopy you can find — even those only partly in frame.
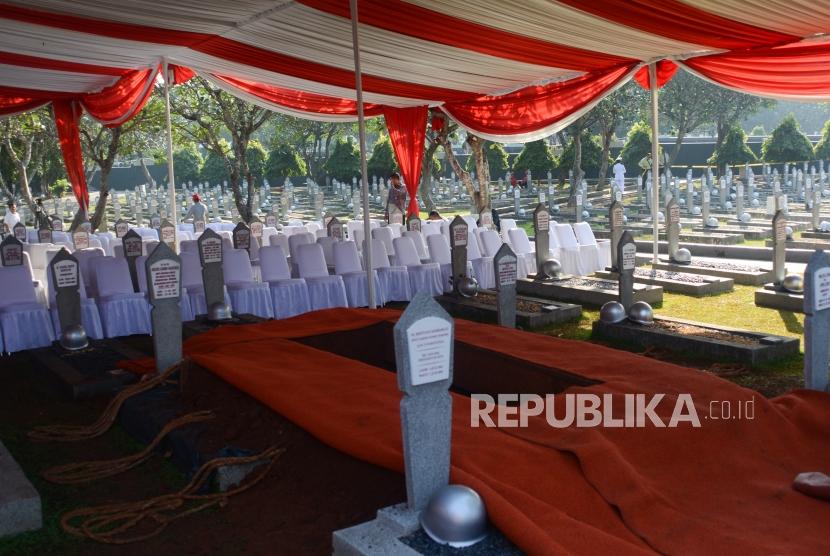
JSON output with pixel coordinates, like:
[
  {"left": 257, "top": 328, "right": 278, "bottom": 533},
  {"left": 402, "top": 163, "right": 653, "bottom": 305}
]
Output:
[
  {"left": 265, "top": 144, "right": 307, "bottom": 182},
  {"left": 762, "top": 114, "right": 814, "bottom": 162},
  {"left": 619, "top": 121, "right": 652, "bottom": 172},
  {"left": 367, "top": 134, "right": 398, "bottom": 178},
  {"left": 511, "top": 140, "right": 556, "bottom": 178},
  {"left": 324, "top": 138, "right": 361, "bottom": 182},
  {"left": 709, "top": 125, "right": 757, "bottom": 166}
]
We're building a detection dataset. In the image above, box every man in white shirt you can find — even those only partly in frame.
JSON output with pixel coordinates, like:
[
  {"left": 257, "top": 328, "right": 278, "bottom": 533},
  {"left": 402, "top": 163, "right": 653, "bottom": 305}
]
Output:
[
  {"left": 612, "top": 158, "right": 626, "bottom": 194},
  {"left": 3, "top": 200, "right": 20, "bottom": 235}
]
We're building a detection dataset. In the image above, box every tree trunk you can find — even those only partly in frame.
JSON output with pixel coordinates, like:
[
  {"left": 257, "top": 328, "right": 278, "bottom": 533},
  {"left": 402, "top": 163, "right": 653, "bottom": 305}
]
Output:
[
  {"left": 90, "top": 168, "right": 110, "bottom": 232},
  {"left": 669, "top": 130, "right": 686, "bottom": 165},
  {"left": 418, "top": 141, "right": 439, "bottom": 212},
  {"left": 596, "top": 127, "right": 613, "bottom": 191},
  {"left": 439, "top": 138, "right": 476, "bottom": 205},
  {"left": 570, "top": 133, "right": 583, "bottom": 198},
  {"left": 467, "top": 135, "right": 490, "bottom": 211},
  {"left": 140, "top": 158, "right": 155, "bottom": 186}
]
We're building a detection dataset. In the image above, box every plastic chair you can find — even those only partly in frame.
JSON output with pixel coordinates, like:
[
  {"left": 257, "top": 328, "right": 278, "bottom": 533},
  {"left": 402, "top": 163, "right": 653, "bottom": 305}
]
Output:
[
  {"left": 333, "top": 241, "right": 384, "bottom": 307},
  {"left": 295, "top": 243, "right": 348, "bottom": 310},
  {"left": 92, "top": 257, "right": 151, "bottom": 337},
  {"left": 0, "top": 265, "right": 55, "bottom": 352},
  {"left": 573, "top": 222, "right": 611, "bottom": 271},
  {"left": 365, "top": 239, "right": 411, "bottom": 302},
  {"left": 222, "top": 249, "right": 273, "bottom": 318},
  {"left": 259, "top": 246, "right": 311, "bottom": 319},
  {"left": 393, "top": 236, "right": 443, "bottom": 297}
]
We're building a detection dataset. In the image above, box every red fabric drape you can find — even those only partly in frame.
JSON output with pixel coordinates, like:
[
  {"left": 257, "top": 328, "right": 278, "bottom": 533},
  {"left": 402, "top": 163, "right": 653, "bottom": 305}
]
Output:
[
  {"left": 214, "top": 75, "right": 384, "bottom": 117},
  {"left": 383, "top": 106, "right": 428, "bottom": 216},
  {"left": 52, "top": 100, "right": 89, "bottom": 211},
  {"left": 683, "top": 40, "right": 830, "bottom": 99},
  {"left": 443, "top": 64, "right": 634, "bottom": 138},
  {"left": 169, "top": 64, "right": 195, "bottom": 85},
  {"left": 0, "top": 95, "right": 48, "bottom": 117},
  {"left": 80, "top": 67, "right": 158, "bottom": 127},
  {"left": 634, "top": 60, "right": 679, "bottom": 90}
]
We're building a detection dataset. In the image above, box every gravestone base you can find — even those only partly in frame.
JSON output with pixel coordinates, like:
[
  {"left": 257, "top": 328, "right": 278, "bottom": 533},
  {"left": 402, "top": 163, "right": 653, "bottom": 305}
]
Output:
[
  {"left": 516, "top": 276, "right": 663, "bottom": 307},
  {"left": 764, "top": 239, "right": 830, "bottom": 250},
  {"left": 592, "top": 315, "right": 798, "bottom": 365},
  {"left": 639, "top": 257, "right": 774, "bottom": 286},
  {"left": 437, "top": 292, "right": 581, "bottom": 328},
  {"left": 691, "top": 225, "right": 771, "bottom": 240},
  {"left": 754, "top": 285, "right": 805, "bottom": 313},
  {"left": 0, "top": 441, "right": 42, "bottom": 538},
  {"left": 28, "top": 340, "right": 143, "bottom": 399},
  {"left": 333, "top": 503, "right": 421, "bottom": 556},
  {"left": 182, "top": 313, "right": 265, "bottom": 339},
  {"left": 595, "top": 269, "right": 733, "bottom": 297},
  {"left": 800, "top": 230, "right": 830, "bottom": 240}
]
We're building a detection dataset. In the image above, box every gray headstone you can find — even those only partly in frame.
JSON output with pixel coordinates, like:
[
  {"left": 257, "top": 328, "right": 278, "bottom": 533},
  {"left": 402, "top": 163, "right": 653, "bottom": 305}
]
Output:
[
  {"left": 393, "top": 293, "right": 454, "bottom": 510},
  {"left": 813, "top": 190, "right": 821, "bottom": 231},
  {"left": 197, "top": 228, "right": 226, "bottom": 312},
  {"left": 159, "top": 219, "right": 176, "bottom": 251},
  {"left": 575, "top": 193, "right": 583, "bottom": 224},
  {"left": 736, "top": 182, "right": 744, "bottom": 217},
  {"left": 37, "top": 226, "right": 52, "bottom": 244},
  {"left": 122, "top": 229, "right": 143, "bottom": 293},
  {"left": 493, "top": 243, "right": 517, "bottom": 328},
  {"left": 448, "top": 216, "right": 468, "bottom": 295},
  {"left": 327, "top": 217, "right": 344, "bottom": 241},
  {"left": 194, "top": 219, "right": 206, "bottom": 234},
  {"left": 0, "top": 236, "right": 23, "bottom": 267},
  {"left": 265, "top": 212, "right": 277, "bottom": 228},
  {"left": 49, "top": 249, "right": 82, "bottom": 333},
  {"left": 12, "top": 222, "right": 26, "bottom": 243},
  {"left": 618, "top": 230, "right": 636, "bottom": 311},
  {"left": 803, "top": 250, "right": 830, "bottom": 392},
  {"left": 513, "top": 186, "right": 520, "bottom": 214},
  {"left": 72, "top": 230, "right": 89, "bottom": 251},
  {"left": 50, "top": 216, "right": 63, "bottom": 232},
  {"left": 478, "top": 209, "right": 493, "bottom": 229},
  {"left": 151, "top": 214, "right": 161, "bottom": 229},
  {"left": 249, "top": 217, "right": 263, "bottom": 242},
  {"left": 772, "top": 210, "right": 787, "bottom": 286},
  {"left": 407, "top": 216, "right": 422, "bottom": 233},
  {"left": 232, "top": 222, "right": 251, "bottom": 252},
  {"left": 609, "top": 200, "right": 624, "bottom": 270},
  {"left": 702, "top": 187, "right": 711, "bottom": 224},
  {"left": 145, "top": 242, "right": 182, "bottom": 373},
  {"left": 115, "top": 219, "right": 129, "bottom": 239},
  {"left": 666, "top": 198, "right": 681, "bottom": 261},
  {"left": 533, "top": 203, "right": 550, "bottom": 274}
]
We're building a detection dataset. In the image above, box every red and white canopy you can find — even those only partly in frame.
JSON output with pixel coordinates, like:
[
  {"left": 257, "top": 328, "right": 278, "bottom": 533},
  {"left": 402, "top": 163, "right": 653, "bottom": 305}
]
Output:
[{"left": 2, "top": 0, "right": 830, "bottom": 210}]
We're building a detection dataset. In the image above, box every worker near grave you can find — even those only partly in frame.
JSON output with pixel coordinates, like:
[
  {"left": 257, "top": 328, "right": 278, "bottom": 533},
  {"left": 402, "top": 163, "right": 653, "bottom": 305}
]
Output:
[
  {"left": 3, "top": 200, "right": 20, "bottom": 235},
  {"left": 386, "top": 172, "right": 407, "bottom": 219},
  {"left": 612, "top": 157, "right": 626, "bottom": 194},
  {"left": 183, "top": 193, "right": 208, "bottom": 224}
]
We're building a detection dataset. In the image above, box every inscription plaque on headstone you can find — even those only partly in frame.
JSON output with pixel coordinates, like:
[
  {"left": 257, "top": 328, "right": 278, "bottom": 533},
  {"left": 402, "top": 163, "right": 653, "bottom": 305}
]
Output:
[
  {"left": 407, "top": 216, "right": 422, "bottom": 233},
  {"left": 12, "top": 222, "right": 26, "bottom": 243},
  {"left": 51, "top": 216, "right": 63, "bottom": 231},
  {"left": 327, "top": 217, "right": 344, "bottom": 241},
  {"left": 197, "top": 228, "right": 227, "bottom": 317},
  {"left": 50, "top": 249, "right": 83, "bottom": 338},
  {"left": 145, "top": 242, "right": 182, "bottom": 373},
  {"left": 609, "top": 200, "right": 624, "bottom": 270},
  {"left": 194, "top": 219, "right": 206, "bottom": 234},
  {"left": 265, "top": 212, "right": 277, "bottom": 228},
  {"left": 37, "top": 226, "right": 52, "bottom": 244},
  {"left": 159, "top": 219, "right": 176, "bottom": 251},
  {"left": 115, "top": 219, "right": 129, "bottom": 238},
  {"left": 0, "top": 236, "right": 23, "bottom": 266},
  {"left": 448, "top": 216, "right": 468, "bottom": 295},
  {"left": 393, "top": 294, "right": 454, "bottom": 510},
  {"left": 122, "top": 229, "right": 143, "bottom": 292},
  {"left": 803, "top": 250, "right": 830, "bottom": 392},
  {"left": 666, "top": 198, "right": 681, "bottom": 261},
  {"left": 232, "top": 222, "right": 251, "bottom": 252},
  {"left": 249, "top": 217, "right": 264, "bottom": 243},
  {"left": 72, "top": 230, "right": 90, "bottom": 250},
  {"left": 533, "top": 203, "right": 550, "bottom": 276},
  {"left": 772, "top": 210, "right": 787, "bottom": 286},
  {"left": 618, "top": 231, "right": 636, "bottom": 311},
  {"left": 494, "top": 243, "right": 517, "bottom": 328}
]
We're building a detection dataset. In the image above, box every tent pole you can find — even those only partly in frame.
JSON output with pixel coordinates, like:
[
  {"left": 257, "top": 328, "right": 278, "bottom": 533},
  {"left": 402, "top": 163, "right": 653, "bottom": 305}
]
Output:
[
  {"left": 350, "top": 0, "right": 375, "bottom": 309},
  {"left": 649, "top": 63, "right": 660, "bottom": 264},
  {"left": 162, "top": 59, "right": 178, "bottom": 236}
]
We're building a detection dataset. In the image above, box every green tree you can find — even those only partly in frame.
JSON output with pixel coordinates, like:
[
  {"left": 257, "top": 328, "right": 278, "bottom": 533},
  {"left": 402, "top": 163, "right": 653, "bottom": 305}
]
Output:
[
  {"left": 619, "top": 121, "right": 653, "bottom": 172},
  {"left": 813, "top": 119, "right": 830, "bottom": 159},
  {"left": 324, "top": 137, "right": 361, "bottom": 182},
  {"left": 465, "top": 141, "right": 509, "bottom": 178},
  {"left": 245, "top": 139, "right": 268, "bottom": 185},
  {"left": 200, "top": 140, "right": 232, "bottom": 185},
  {"left": 762, "top": 114, "right": 814, "bottom": 162},
  {"left": 1, "top": 107, "right": 55, "bottom": 212},
  {"left": 367, "top": 134, "right": 398, "bottom": 178},
  {"left": 659, "top": 69, "right": 720, "bottom": 164},
  {"left": 709, "top": 125, "right": 757, "bottom": 167},
  {"left": 749, "top": 124, "right": 766, "bottom": 136},
  {"left": 512, "top": 140, "right": 556, "bottom": 178},
  {"left": 265, "top": 144, "right": 307, "bottom": 182},
  {"left": 173, "top": 145, "right": 202, "bottom": 185},
  {"left": 558, "top": 133, "right": 608, "bottom": 177},
  {"left": 590, "top": 83, "right": 647, "bottom": 189},
  {"left": 710, "top": 89, "right": 774, "bottom": 149}
]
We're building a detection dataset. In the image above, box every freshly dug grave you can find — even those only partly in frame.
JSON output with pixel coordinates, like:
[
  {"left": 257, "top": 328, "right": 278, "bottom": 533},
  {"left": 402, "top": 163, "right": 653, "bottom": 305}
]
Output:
[
  {"left": 652, "top": 320, "right": 761, "bottom": 346},
  {"left": 473, "top": 292, "right": 550, "bottom": 313}
]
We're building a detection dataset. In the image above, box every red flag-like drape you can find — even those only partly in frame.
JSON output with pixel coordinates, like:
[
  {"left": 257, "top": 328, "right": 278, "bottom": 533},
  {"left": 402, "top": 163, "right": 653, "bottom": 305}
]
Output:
[
  {"left": 634, "top": 60, "right": 678, "bottom": 90},
  {"left": 52, "top": 99, "right": 89, "bottom": 211},
  {"left": 383, "top": 106, "right": 428, "bottom": 216}
]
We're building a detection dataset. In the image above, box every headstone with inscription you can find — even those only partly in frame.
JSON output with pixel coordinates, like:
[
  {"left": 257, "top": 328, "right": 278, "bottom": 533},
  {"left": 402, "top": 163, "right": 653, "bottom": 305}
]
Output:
[
  {"left": 232, "top": 222, "right": 251, "bottom": 252},
  {"left": 448, "top": 216, "right": 468, "bottom": 295},
  {"left": 407, "top": 216, "right": 422, "bottom": 233},
  {"left": 72, "top": 230, "right": 90, "bottom": 251},
  {"left": 0, "top": 236, "right": 24, "bottom": 267},
  {"left": 494, "top": 243, "right": 517, "bottom": 328},
  {"left": 37, "top": 226, "right": 52, "bottom": 244},
  {"left": 49, "top": 249, "right": 86, "bottom": 349},
  {"left": 122, "top": 229, "right": 143, "bottom": 292},
  {"left": 159, "top": 219, "right": 176, "bottom": 251},
  {"left": 51, "top": 216, "right": 63, "bottom": 232},
  {"left": 575, "top": 193, "right": 583, "bottom": 224},
  {"left": 12, "top": 222, "right": 26, "bottom": 243},
  {"left": 617, "top": 230, "right": 636, "bottom": 312},
  {"left": 803, "top": 250, "right": 830, "bottom": 392},
  {"left": 478, "top": 208, "right": 493, "bottom": 230},
  {"left": 772, "top": 210, "right": 787, "bottom": 288},
  {"left": 736, "top": 181, "right": 744, "bottom": 218},
  {"left": 532, "top": 203, "right": 551, "bottom": 276},
  {"left": 702, "top": 187, "right": 711, "bottom": 224},
  {"left": 813, "top": 190, "right": 821, "bottom": 231},
  {"left": 197, "top": 228, "right": 227, "bottom": 319},
  {"left": 249, "top": 217, "right": 264, "bottom": 244},
  {"left": 145, "top": 242, "right": 182, "bottom": 373},
  {"left": 265, "top": 212, "right": 277, "bottom": 229},
  {"left": 327, "top": 217, "right": 344, "bottom": 241},
  {"left": 666, "top": 198, "right": 681, "bottom": 262},
  {"left": 115, "top": 219, "right": 130, "bottom": 239},
  {"left": 513, "top": 186, "right": 520, "bottom": 215},
  {"left": 393, "top": 293, "right": 454, "bottom": 510}
]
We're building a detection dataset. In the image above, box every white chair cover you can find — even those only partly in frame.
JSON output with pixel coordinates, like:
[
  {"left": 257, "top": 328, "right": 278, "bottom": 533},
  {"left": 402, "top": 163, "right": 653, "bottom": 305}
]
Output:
[
  {"left": 180, "top": 240, "right": 198, "bottom": 253},
  {"left": 296, "top": 243, "right": 348, "bottom": 310},
  {"left": 45, "top": 252, "right": 104, "bottom": 340},
  {"left": 480, "top": 229, "right": 527, "bottom": 280},
  {"left": 425, "top": 234, "right": 453, "bottom": 293},
  {"left": 467, "top": 233, "right": 495, "bottom": 289},
  {"left": 387, "top": 223, "right": 404, "bottom": 238},
  {"left": 371, "top": 227, "right": 396, "bottom": 264},
  {"left": 500, "top": 218, "right": 518, "bottom": 244},
  {"left": 393, "top": 236, "right": 443, "bottom": 297},
  {"left": 366, "top": 239, "right": 411, "bottom": 302},
  {"left": 268, "top": 232, "right": 290, "bottom": 254},
  {"left": 317, "top": 237, "right": 336, "bottom": 267},
  {"left": 403, "top": 230, "right": 428, "bottom": 261},
  {"left": 573, "top": 222, "right": 611, "bottom": 271},
  {"left": 74, "top": 248, "right": 106, "bottom": 298},
  {"left": 0, "top": 265, "right": 55, "bottom": 352},
  {"left": 333, "top": 241, "right": 384, "bottom": 307},
  {"left": 259, "top": 246, "right": 311, "bottom": 319},
  {"left": 508, "top": 228, "right": 539, "bottom": 276},
  {"left": 288, "top": 232, "right": 315, "bottom": 276},
  {"left": 93, "top": 257, "right": 152, "bottom": 337},
  {"left": 222, "top": 249, "right": 274, "bottom": 318},
  {"left": 421, "top": 220, "right": 442, "bottom": 238},
  {"left": 180, "top": 251, "right": 232, "bottom": 317},
  {"left": 554, "top": 224, "right": 593, "bottom": 276}
]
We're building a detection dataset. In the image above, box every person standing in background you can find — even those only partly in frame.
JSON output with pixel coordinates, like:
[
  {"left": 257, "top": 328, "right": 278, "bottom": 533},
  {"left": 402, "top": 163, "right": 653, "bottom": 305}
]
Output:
[
  {"left": 183, "top": 193, "right": 208, "bottom": 224},
  {"left": 385, "top": 172, "right": 407, "bottom": 221},
  {"left": 3, "top": 200, "right": 20, "bottom": 235},
  {"left": 612, "top": 158, "right": 626, "bottom": 195}
]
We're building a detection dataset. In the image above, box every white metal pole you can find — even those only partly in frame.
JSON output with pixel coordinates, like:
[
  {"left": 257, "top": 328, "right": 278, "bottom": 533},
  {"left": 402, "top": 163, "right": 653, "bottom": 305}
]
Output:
[
  {"left": 162, "top": 59, "right": 178, "bottom": 235},
  {"left": 649, "top": 63, "right": 660, "bottom": 264},
  {"left": 350, "top": 0, "right": 375, "bottom": 308}
]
